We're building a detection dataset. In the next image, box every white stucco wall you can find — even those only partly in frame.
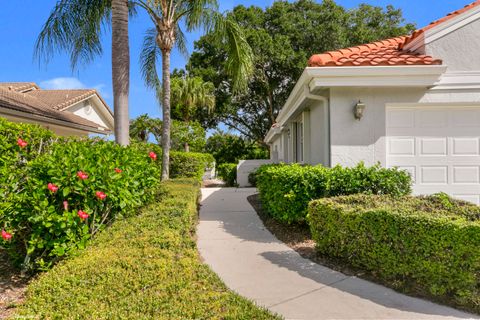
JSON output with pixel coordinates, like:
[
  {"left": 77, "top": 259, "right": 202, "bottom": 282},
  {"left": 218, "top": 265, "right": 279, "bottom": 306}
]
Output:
[
  {"left": 425, "top": 19, "right": 480, "bottom": 72},
  {"left": 66, "top": 100, "right": 111, "bottom": 129},
  {"left": 308, "top": 100, "right": 330, "bottom": 166},
  {"left": 329, "top": 87, "right": 427, "bottom": 167}
]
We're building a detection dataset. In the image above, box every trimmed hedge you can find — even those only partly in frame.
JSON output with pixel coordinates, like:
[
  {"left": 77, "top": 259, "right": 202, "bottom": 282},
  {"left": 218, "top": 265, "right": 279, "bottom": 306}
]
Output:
[
  {"left": 15, "top": 180, "right": 279, "bottom": 319},
  {"left": 255, "top": 163, "right": 411, "bottom": 223},
  {"left": 308, "top": 193, "right": 480, "bottom": 312},
  {"left": 132, "top": 143, "right": 215, "bottom": 180},
  {"left": 217, "top": 163, "right": 237, "bottom": 187}
]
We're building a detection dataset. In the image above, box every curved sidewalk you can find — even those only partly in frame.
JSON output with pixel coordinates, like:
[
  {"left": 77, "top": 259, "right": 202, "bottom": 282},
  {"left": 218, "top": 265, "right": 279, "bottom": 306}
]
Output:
[{"left": 197, "top": 188, "right": 478, "bottom": 320}]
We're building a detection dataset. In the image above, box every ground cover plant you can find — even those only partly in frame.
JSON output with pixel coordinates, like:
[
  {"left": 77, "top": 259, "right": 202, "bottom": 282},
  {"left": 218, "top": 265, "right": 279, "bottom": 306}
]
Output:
[
  {"left": 255, "top": 163, "right": 411, "bottom": 223},
  {"left": 308, "top": 193, "right": 480, "bottom": 313},
  {"left": 15, "top": 180, "right": 280, "bottom": 319}
]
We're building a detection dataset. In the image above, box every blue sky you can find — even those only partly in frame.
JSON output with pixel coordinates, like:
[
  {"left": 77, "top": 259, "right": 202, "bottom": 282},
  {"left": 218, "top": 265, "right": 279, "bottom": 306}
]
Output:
[{"left": 0, "top": 1, "right": 469, "bottom": 120}]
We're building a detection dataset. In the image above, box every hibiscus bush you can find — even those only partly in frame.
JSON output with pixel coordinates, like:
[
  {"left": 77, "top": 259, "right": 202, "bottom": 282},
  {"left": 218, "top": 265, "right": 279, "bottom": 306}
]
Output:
[{"left": 0, "top": 121, "right": 162, "bottom": 271}]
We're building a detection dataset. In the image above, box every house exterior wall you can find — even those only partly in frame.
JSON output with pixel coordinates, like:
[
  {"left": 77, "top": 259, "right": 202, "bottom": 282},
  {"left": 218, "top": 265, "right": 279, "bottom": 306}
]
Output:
[
  {"left": 328, "top": 87, "right": 480, "bottom": 168},
  {"left": 66, "top": 99, "right": 111, "bottom": 129},
  {"left": 329, "top": 87, "right": 427, "bottom": 167},
  {"left": 425, "top": 19, "right": 480, "bottom": 72}
]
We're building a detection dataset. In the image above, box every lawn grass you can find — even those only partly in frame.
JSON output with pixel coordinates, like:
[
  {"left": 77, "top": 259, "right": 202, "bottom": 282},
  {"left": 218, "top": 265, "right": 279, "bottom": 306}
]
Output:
[{"left": 14, "top": 179, "right": 279, "bottom": 319}]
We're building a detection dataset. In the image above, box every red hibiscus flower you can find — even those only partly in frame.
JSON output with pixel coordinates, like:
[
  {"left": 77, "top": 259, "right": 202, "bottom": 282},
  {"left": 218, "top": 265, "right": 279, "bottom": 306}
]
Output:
[
  {"left": 63, "top": 201, "right": 69, "bottom": 211},
  {"left": 77, "top": 171, "right": 89, "bottom": 180},
  {"left": 47, "top": 183, "right": 59, "bottom": 193},
  {"left": 1, "top": 230, "right": 12, "bottom": 241},
  {"left": 17, "top": 138, "right": 28, "bottom": 148},
  {"left": 77, "top": 210, "right": 89, "bottom": 220},
  {"left": 149, "top": 151, "right": 157, "bottom": 161},
  {"left": 95, "top": 191, "right": 107, "bottom": 200},
  {"left": 115, "top": 168, "right": 123, "bottom": 173}
]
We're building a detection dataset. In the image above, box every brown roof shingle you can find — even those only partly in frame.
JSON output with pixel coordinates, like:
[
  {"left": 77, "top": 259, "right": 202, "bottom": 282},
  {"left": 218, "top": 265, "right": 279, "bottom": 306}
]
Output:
[
  {"left": 0, "top": 82, "right": 39, "bottom": 93},
  {"left": 27, "top": 89, "right": 98, "bottom": 111}
]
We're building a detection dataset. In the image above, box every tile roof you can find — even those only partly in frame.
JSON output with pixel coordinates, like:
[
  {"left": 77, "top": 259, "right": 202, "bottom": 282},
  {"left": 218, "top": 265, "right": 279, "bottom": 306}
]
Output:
[
  {"left": 0, "top": 87, "right": 110, "bottom": 134},
  {"left": 401, "top": 0, "right": 480, "bottom": 49},
  {"left": 308, "top": 37, "right": 442, "bottom": 67},
  {"left": 0, "top": 82, "right": 39, "bottom": 93},
  {"left": 27, "top": 89, "right": 98, "bottom": 111},
  {"left": 308, "top": 1, "right": 480, "bottom": 68}
]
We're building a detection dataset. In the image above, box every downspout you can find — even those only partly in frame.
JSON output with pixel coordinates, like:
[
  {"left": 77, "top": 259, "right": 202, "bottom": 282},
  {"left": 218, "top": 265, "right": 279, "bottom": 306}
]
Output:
[{"left": 304, "top": 85, "right": 331, "bottom": 167}]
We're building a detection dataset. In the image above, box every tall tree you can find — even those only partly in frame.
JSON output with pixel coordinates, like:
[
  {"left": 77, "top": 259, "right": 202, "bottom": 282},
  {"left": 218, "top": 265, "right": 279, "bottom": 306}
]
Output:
[
  {"left": 138, "top": 0, "right": 253, "bottom": 180},
  {"left": 187, "top": 0, "right": 415, "bottom": 142},
  {"left": 112, "top": 0, "right": 130, "bottom": 145},
  {"left": 35, "top": 0, "right": 135, "bottom": 145}
]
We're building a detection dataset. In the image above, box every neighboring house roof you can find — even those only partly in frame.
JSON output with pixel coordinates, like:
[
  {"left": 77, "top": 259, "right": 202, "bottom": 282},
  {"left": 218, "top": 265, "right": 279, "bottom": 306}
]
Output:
[
  {"left": 0, "top": 82, "right": 39, "bottom": 92},
  {"left": 0, "top": 83, "right": 112, "bottom": 134},
  {"left": 308, "top": 0, "right": 480, "bottom": 68}
]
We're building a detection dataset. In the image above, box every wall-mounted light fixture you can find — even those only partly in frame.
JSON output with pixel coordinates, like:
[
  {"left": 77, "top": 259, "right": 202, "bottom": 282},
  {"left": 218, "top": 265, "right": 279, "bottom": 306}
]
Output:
[{"left": 354, "top": 100, "right": 366, "bottom": 120}]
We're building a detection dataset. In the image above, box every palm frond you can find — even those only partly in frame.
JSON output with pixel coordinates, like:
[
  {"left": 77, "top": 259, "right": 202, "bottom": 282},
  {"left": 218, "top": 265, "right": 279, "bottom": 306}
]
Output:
[
  {"left": 35, "top": 0, "right": 111, "bottom": 69},
  {"left": 139, "top": 28, "right": 162, "bottom": 94}
]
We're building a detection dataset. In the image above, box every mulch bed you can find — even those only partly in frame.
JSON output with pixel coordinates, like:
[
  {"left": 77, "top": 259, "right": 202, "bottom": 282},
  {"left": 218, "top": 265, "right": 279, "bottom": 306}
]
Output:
[{"left": 0, "top": 250, "right": 30, "bottom": 319}]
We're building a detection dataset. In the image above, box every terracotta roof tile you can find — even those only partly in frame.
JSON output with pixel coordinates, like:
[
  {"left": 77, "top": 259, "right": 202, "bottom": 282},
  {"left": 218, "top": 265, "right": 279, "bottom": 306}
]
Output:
[
  {"left": 401, "top": 0, "right": 480, "bottom": 48},
  {"left": 309, "top": 1, "right": 480, "bottom": 68},
  {"left": 308, "top": 37, "right": 443, "bottom": 67}
]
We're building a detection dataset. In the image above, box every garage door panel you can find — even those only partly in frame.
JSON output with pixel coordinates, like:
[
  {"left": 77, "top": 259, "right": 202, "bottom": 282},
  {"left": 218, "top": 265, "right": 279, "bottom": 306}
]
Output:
[
  {"left": 452, "top": 138, "right": 479, "bottom": 155},
  {"left": 387, "top": 106, "right": 480, "bottom": 204}
]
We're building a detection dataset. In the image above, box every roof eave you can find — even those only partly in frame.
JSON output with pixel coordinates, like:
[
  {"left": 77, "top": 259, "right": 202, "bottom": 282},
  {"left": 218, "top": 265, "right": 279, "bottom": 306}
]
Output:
[{"left": 0, "top": 106, "right": 111, "bottom": 135}]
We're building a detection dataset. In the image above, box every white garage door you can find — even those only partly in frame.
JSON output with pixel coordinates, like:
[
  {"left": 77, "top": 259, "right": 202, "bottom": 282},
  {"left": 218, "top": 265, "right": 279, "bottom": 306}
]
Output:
[{"left": 386, "top": 106, "right": 480, "bottom": 205}]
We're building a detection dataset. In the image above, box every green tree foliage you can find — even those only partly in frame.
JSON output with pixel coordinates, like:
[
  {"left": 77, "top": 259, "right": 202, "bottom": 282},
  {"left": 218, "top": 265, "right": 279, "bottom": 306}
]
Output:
[
  {"left": 129, "top": 115, "right": 206, "bottom": 152},
  {"left": 205, "top": 131, "right": 269, "bottom": 165},
  {"left": 171, "top": 76, "right": 216, "bottom": 123},
  {"left": 187, "top": 0, "right": 415, "bottom": 141}
]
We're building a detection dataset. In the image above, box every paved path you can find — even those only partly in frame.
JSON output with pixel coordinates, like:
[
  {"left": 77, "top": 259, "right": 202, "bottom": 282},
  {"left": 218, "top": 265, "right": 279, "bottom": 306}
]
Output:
[{"left": 197, "top": 188, "right": 478, "bottom": 320}]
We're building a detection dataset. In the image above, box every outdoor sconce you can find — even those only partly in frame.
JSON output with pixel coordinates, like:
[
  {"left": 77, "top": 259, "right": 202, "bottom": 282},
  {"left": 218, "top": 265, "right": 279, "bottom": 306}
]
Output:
[{"left": 354, "top": 100, "right": 366, "bottom": 120}]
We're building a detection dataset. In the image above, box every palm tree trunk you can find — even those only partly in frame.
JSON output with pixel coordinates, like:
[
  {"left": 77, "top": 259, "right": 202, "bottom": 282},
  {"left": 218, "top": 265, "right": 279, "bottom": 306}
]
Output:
[
  {"left": 111, "top": 0, "right": 130, "bottom": 146},
  {"left": 161, "top": 49, "right": 171, "bottom": 180}
]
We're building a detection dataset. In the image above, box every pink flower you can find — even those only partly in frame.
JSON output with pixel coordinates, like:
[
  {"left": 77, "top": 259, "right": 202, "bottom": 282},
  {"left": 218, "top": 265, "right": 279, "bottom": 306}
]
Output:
[
  {"left": 149, "top": 151, "right": 157, "bottom": 161},
  {"left": 95, "top": 191, "right": 107, "bottom": 200},
  {"left": 1, "top": 230, "right": 12, "bottom": 241},
  {"left": 63, "top": 201, "right": 69, "bottom": 211},
  {"left": 115, "top": 168, "right": 123, "bottom": 173},
  {"left": 77, "top": 171, "right": 89, "bottom": 180},
  {"left": 17, "top": 138, "right": 27, "bottom": 148},
  {"left": 47, "top": 183, "right": 59, "bottom": 193},
  {"left": 77, "top": 210, "right": 89, "bottom": 220}
]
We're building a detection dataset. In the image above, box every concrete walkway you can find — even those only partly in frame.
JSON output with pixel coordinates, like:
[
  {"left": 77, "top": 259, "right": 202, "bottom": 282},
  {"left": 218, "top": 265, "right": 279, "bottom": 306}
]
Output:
[{"left": 197, "top": 188, "right": 478, "bottom": 320}]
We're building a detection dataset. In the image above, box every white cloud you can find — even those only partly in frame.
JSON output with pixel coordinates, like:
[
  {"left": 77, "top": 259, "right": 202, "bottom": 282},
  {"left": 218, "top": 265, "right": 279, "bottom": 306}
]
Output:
[
  {"left": 40, "top": 77, "right": 111, "bottom": 100},
  {"left": 40, "top": 77, "right": 87, "bottom": 90}
]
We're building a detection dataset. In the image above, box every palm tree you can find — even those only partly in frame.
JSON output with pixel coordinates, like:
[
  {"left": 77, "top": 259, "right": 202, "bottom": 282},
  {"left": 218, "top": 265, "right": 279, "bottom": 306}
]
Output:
[
  {"left": 170, "top": 76, "right": 215, "bottom": 151},
  {"left": 35, "top": 0, "right": 133, "bottom": 145},
  {"left": 171, "top": 76, "right": 215, "bottom": 124},
  {"left": 138, "top": 0, "right": 253, "bottom": 180}
]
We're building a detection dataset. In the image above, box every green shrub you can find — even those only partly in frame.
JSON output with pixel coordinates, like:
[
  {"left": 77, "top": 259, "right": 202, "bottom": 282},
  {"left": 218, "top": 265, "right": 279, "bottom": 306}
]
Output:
[
  {"left": 307, "top": 194, "right": 480, "bottom": 312},
  {"left": 205, "top": 131, "right": 269, "bottom": 165},
  {"left": 217, "top": 163, "right": 237, "bottom": 186},
  {"left": 170, "top": 151, "right": 215, "bottom": 180},
  {"left": 1, "top": 137, "right": 160, "bottom": 270},
  {"left": 132, "top": 143, "right": 215, "bottom": 181},
  {"left": 15, "top": 180, "right": 279, "bottom": 319},
  {"left": 255, "top": 163, "right": 411, "bottom": 223}
]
